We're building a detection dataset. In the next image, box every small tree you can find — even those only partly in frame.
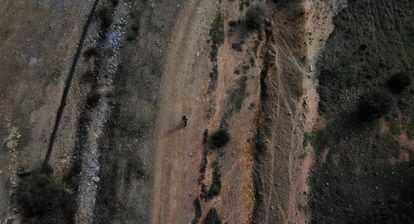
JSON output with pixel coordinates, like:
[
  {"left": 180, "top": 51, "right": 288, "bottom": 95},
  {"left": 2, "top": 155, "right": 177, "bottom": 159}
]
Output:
[
  {"left": 204, "top": 208, "right": 222, "bottom": 224},
  {"left": 209, "top": 129, "right": 230, "bottom": 149},
  {"left": 16, "top": 166, "right": 75, "bottom": 223}
]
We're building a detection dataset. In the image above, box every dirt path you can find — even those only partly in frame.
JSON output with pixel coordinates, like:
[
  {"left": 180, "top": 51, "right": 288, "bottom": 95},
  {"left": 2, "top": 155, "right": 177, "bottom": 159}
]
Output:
[{"left": 151, "top": 1, "right": 217, "bottom": 223}]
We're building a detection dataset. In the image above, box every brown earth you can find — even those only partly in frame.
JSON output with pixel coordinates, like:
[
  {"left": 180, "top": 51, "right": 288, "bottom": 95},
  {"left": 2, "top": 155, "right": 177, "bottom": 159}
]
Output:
[{"left": 0, "top": 0, "right": 350, "bottom": 224}]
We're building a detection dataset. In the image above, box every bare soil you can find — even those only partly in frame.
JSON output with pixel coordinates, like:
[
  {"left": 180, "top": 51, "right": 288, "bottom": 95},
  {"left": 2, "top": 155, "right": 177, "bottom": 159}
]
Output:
[{"left": 2, "top": 0, "right": 412, "bottom": 224}]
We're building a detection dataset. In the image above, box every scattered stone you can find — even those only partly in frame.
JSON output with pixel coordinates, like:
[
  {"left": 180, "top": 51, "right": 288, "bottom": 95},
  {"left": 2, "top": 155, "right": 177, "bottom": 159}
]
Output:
[{"left": 92, "top": 176, "right": 100, "bottom": 182}]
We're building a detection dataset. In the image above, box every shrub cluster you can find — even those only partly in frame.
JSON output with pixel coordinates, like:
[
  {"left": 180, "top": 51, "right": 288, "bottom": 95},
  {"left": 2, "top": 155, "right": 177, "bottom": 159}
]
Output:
[
  {"left": 244, "top": 4, "right": 265, "bottom": 30},
  {"left": 209, "top": 13, "right": 225, "bottom": 61}
]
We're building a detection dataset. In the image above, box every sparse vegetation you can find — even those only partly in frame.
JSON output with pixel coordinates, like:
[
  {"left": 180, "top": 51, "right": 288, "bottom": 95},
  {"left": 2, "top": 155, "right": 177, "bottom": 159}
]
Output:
[
  {"left": 209, "top": 12, "right": 224, "bottom": 61},
  {"left": 311, "top": 0, "right": 414, "bottom": 223},
  {"left": 98, "top": 4, "right": 113, "bottom": 31},
  {"left": 208, "top": 129, "right": 230, "bottom": 149}
]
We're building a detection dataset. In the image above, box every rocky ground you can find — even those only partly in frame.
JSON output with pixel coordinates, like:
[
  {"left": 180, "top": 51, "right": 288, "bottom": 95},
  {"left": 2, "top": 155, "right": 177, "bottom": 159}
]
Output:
[{"left": 0, "top": 0, "right": 413, "bottom": 224}]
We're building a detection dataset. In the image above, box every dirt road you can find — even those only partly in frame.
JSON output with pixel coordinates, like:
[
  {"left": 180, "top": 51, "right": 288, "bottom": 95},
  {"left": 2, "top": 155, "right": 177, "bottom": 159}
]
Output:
[
  {"left": 151, "top": 1, "right": 217, "bottom": 223},
  {"left": 152, "top": 0, "right": 259, "bottom": 223}
]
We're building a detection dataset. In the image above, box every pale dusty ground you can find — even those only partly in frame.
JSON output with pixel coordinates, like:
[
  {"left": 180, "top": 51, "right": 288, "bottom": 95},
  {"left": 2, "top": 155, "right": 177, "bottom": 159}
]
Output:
[{"left": 0, "top": 1, "right": 93, "bottom": 222}]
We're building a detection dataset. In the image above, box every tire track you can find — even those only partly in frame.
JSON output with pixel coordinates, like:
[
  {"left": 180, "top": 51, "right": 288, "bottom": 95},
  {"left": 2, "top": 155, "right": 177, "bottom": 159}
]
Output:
[{"left": 44, "top": 0, "right": 101, "bottom": 164}]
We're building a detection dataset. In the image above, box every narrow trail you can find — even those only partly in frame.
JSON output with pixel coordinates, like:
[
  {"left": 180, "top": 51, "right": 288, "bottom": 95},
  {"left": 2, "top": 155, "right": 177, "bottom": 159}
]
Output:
[{"left": 44, "top": 0, "right": 100, "bottom": 164}]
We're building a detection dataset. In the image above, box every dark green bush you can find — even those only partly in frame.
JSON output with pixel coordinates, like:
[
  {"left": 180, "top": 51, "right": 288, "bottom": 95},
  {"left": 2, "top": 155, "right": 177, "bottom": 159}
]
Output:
[
  {"left": 244, "top": 4, "right": 265, "bottom": 30},
  {"left": 208, "top": 129, "right": 230, "bottom": 149}
]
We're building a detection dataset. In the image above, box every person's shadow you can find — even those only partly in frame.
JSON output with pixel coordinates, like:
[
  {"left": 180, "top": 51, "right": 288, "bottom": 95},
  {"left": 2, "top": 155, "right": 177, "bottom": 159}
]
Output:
[{"left": 166, "top": 116, "right": 187, "bottom": 135}]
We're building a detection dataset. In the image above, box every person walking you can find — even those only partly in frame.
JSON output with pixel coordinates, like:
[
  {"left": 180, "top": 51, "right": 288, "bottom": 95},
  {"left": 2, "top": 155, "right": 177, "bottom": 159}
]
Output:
[{"left": 182, "top": 115, "right": 188, "bottom": 127}]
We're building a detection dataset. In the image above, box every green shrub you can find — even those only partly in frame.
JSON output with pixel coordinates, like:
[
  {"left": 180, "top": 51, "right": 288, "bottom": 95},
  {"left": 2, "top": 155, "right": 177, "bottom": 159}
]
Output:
[
  {"left": 191, "top": 197, "right": 202, "bottom": 224},
  {"left": 16, "top": 167, "right": 75, "bottom": 224},
  {"left": 386, "top": 72, "right": 411, "bottom": 93},
  {"left": 358, "top": 90, "right": 393, "bottom": 120},
  {"left": 83, "top": 47, "right": 97, "bottom": 60},
  {"left": 204, "top": 208, "right": 222, "bottom": 224}
]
